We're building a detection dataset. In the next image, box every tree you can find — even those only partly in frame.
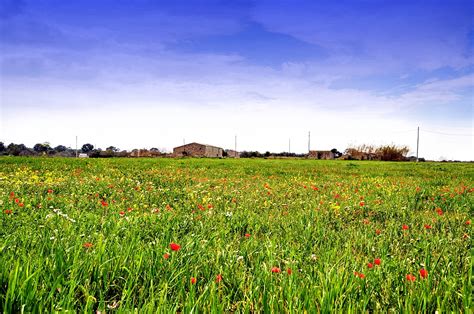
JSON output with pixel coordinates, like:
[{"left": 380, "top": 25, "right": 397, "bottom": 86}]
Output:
[
  {"left": 34, "top": 143, "right": 48, "bottom": 153},
  {"left": 54, "top": 145, "right": 67, "bottom": 153},
  {"left": 0, "top": 142, "right": 5, "bottom": 153},
  {"left": 7, "top": 143, "right": 26, "bottom": 156},
  {"left": 106, "top": 146, "right": 119, "bottom": 152},
  {"left": 330, "top": 148, "right": 342, "bottom": 158},
  {"left": 81, "top": 143, "right": 94, "bottom": 153}
]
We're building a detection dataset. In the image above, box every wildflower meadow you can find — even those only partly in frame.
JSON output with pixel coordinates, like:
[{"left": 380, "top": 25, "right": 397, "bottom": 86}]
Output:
[{"left": 0, "top": 157, "right": 472, "bottom": 312}]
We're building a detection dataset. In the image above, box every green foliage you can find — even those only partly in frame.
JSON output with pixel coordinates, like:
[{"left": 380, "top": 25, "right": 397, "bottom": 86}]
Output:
[{"left": 0, "top": 158, "right": 472, "bottom": 312}]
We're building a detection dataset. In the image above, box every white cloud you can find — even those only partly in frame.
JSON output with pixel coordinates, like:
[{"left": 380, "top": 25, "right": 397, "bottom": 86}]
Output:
[{"left": 1, "top": 49, "right": 472, "bottom": 160}]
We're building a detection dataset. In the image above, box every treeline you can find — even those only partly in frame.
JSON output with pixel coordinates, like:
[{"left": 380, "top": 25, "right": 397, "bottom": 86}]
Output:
[
  {"left": 0, "top": 142, "right": 165, "bottom": 158},
  {"left": 0, "top": 142, "right": 421, "bottom": 161},
  {"left": 238, "top": 151, "right": 308, "bottom": 158}
]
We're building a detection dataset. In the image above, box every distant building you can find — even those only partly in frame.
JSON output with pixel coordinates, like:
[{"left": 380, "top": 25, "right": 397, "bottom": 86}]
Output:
[
  {"left": 173, "top": 142, "right": 223, "bottom": 158},
  {"left": 78, "top": 153, "right": 89, "bottom": 158},
  {"left": 129, "top": 149, "right": 164, "bottom": 158},
  {"left": 308, "top": 150, "right": 335, "bottom": 160},
  {"left": 225, "top": 149, "right": 240, "bottom": 158}
]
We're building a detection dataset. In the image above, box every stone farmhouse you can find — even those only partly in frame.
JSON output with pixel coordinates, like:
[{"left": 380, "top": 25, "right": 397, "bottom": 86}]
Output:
[
  {"left": 173, "top": 142, "right": 223, "bottom": 158},
  {"left": 308, "top": 150, "right": 335, "bottom": 160}
]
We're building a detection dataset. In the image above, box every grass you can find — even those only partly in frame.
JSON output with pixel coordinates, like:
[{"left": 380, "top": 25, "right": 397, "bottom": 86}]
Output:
[{"left": 0, "top": 157, "right": 472, "bottom": 312}]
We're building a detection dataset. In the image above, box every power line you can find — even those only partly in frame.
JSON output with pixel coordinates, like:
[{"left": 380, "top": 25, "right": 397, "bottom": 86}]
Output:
[
  {"left": 421, "top": 130, "right": 472, "bottom": 137},
  {"left": 390, "top": 129, "right": 417, "bottom": 134}
]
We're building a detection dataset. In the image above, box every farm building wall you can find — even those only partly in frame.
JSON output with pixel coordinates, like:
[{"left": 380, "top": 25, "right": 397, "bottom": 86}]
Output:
[
  {"left": 173, "top": 143, "right": 223, "bottom": 157},
  {"left": 308, "top": 150, "right": 335, "bottom": 160},
  {"left": 205, "top": 146, "right": 223, "bottom": 158}
]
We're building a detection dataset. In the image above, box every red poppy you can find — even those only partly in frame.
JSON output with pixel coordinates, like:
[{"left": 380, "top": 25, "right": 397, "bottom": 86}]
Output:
[
  {"left": 375, "top": 229, "right": 381, "bottom": 235},
  {"left": 83, "top": 242, "right": 93, "bottom": 248},
  {"left": 163, "top": 253, "right": 170, "bottom": 259},
  {"left": 47, "top": 189, "right": 53, "bottom": 193},
  {"left": 216, "top": 274, "right": 222, "bottom": 283},
  {"left": 402, "top": 224, "right": 409, "bottom": 230},
  {"left": 18, "top": 203, "right": 24, "bottom": 207},
  {"left": 466, "top": 220, "right": 471, "bottom": 225},
  {"left": 287, "top": 268, "right": 292, "bottom": 275},
  {"left": 127, "top": 207, "right": 133, "bottom": 212},
  {"left": 119, "top": 211, "right": 125, "bottom": 217},
  {"left": 190, "top": 277, "right": 196, "bottom": 284},
  {"left": 198, "top": 204, "right": 205, "bottom": 211},
  {"left": 14, "top": 198, "right": 19, "bottom": 203},
  {"left": 367, "top": 262, "right": 373, "bottom": 269},
  {"left": 207, "top": 204, "right": 213, "bottom": 209},
  {"left": 4, "top": 210, "right": 12, "bottom": 214},
  {"left": 9, "top": 192, "right": 14, "bottom": 198},
  {"left": 424, "top": 224, "right": 432, "bottom": 229},
  {"left": 359, "top": 201, "right": 365, "bottom": 207},
  {"left": 101, "top": 201, "right": 108, "bottom": 207},
  {"left": 271, "top": 267, "right": 281, "bottom": 273},
  {"left": 354, "top": 271, "right": 365, "bottom": 278},
  {"left": 170, "top": 243, "right": 181, "bottom": 251},
  {"left": 374, "top": 258, "right": 381, "bottom": 266},
  {"left": 244, "top": 233, "right": 251, "bottom": 238},
  {"left": 419, "top": 268, "right": 428, "bottom": 279},
  {"left": 436, "top": 208, "right": 443, "bottom": 216},
  {"left": 406, "top": 274, "right": 416, "bottom": 282}
]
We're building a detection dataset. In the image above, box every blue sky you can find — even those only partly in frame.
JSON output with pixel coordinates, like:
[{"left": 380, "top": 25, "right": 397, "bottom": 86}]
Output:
[{"left": 1, "top": 0, "right": 473, "bottom": 160}]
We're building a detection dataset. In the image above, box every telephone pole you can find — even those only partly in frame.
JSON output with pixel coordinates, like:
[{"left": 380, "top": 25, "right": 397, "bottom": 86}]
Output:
[
  {"left": 234, "top": 135, "right": 237, "bottom": 158},
  {"left": 416, "top": 126, "right": 420, "bottom": 162},
  {"left": 288, "top": 138, "right": 291, "bottom": 154},
  {"left": 75, "top": 136, "right": 78, "bottom": 158},
  {"left": 308, "top": 131, "right": 311, "bottom": 152}
]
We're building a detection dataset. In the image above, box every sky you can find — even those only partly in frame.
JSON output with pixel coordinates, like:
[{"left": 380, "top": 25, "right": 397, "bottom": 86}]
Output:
[{"left": 0, "top": 0, "right": 473, "bottom": 160}]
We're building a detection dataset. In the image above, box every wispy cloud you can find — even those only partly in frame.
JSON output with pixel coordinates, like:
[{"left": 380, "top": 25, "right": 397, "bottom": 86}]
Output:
[{"left": 0, "top": 0, "right": 472, "bottom": 160}]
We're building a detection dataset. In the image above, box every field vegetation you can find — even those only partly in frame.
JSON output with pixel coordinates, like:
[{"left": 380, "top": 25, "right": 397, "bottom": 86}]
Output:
[{"left": 0, "top": 157, "right": 472, "bottom": 312}]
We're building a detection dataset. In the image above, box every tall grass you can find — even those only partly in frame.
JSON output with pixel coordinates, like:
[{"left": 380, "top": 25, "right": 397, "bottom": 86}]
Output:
[{"left": 0, "top": 157, "right": 472, "bottom": 312}]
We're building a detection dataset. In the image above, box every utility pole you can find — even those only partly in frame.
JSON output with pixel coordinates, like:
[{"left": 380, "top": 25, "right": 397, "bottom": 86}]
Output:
[
  {"left": 234, "top": 135, "right": 237, "bottom": 158},
  {"left": 308, "top": 131, "right": 311, "bottom": 152},
  {"left": 75, "top": 136, "right": 78, "bottom": 158},
  {"left": 416, "top": 126, "right": 419, "bottom": 162},
  {"left": 288, "top": 138, "right": 291, "bottom": 154}
]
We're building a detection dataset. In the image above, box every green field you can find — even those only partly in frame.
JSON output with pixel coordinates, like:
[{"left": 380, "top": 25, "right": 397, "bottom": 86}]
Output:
[{"left": 0, "top": 157, "right": 472, "bottom": 312}]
